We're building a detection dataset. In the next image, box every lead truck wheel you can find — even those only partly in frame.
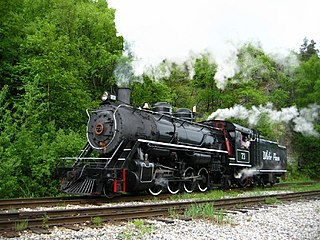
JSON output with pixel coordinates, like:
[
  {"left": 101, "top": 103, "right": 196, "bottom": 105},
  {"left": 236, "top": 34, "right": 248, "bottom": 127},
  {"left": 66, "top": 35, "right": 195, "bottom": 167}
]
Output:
[{"left": 103, "top": 180, "right": 115, "bottom": 198}]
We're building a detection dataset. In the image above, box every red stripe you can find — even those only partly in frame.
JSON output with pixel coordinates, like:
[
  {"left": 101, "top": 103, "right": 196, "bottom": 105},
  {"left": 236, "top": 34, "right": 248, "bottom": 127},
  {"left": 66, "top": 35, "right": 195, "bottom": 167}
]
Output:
[
  {"left": 122, "top": 168, "right": 127, "bottom": 192},
  {"left": 113, "top": 179, "right": 117, "bottom": 193},
  {"left": 223, "top": 130, "right": 231, "bottom": 156}
]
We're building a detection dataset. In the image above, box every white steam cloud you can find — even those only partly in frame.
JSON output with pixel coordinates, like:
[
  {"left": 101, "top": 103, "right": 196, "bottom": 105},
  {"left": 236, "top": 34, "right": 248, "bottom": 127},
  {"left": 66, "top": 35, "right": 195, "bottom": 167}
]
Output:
[
  {"left": 212, "top": 42, "right": 300, "bottom": 91},
  {"left": 208, "top": 103, "right": 320, "bottom": 137},
  {"left": 213, "top": 42, "right": 240, "bottom": 90},
  {"left": 114, "top": 48, "right": 138, "bottom": 87},
  {"left": 114, "top": 60, "right": 134, "bottom": 87}
]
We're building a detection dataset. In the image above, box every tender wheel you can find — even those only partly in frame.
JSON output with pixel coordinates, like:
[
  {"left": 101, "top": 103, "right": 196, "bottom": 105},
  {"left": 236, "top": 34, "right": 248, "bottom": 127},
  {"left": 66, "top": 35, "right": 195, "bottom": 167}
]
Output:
[
  {"left": 167, "top": 180, "right": 181, "bottom": 194},
  {"left": 183, "top": 167, "right": 195, "bottom": 193},
  {"left": 197, "top": 168, "right": 209, "bottom": 192},
  {"left": 259, "top": 177, "right": 266, "bottom": 188},
  {"left": 237, "top": 176, "right": 252, "bottom": 188},
  {"left": 270, "top": 175, "right": 277, "bottom": 186},
  {"left": 148, "top": 185, "right": 163, "bottom": 196}
]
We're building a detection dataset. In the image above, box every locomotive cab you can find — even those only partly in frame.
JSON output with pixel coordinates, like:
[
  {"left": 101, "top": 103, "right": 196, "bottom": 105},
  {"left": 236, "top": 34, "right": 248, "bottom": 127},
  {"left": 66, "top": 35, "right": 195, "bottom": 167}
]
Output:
[
  {"left": 205, "top": 120, "right": 253, "bottom": 166},
  {"left": 228, "top": 124, "right": 253, "bottom": 167}
]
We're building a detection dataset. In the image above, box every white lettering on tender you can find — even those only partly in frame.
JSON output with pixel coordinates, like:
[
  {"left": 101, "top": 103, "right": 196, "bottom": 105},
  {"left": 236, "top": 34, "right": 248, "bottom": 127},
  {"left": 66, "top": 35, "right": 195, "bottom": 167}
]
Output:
[
  {"left": 262, "top": 150, "right": 280, "bottom": 161},
  {"left": 273, "top": 153, "right": 280, "bottom": 161}
]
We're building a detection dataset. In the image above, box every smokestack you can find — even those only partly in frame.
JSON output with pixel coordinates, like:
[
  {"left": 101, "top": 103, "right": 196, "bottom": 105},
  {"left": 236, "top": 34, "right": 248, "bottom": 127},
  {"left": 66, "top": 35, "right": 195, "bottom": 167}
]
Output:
[{"left": 117, "top": 87, "right": 131, "bottom": 105}]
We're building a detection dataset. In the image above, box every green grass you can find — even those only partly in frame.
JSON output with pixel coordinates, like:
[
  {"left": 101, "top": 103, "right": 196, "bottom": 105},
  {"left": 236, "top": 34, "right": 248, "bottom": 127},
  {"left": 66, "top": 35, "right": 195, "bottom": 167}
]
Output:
[
  {"left": 169, "top": 181, "right": 320, "bottom": 203},
  {"left": 15, "top": 219, "right": 28, "bottom": 231},
  {"left": 273, "top": 182, "right": 320, "bottom": 192},
  {"left": 117, "top": 219, "right": 154, "bottom": 240},
  {"left": 42, "top": 213, "right": 49, "bottom": 229},
  {"left": 184, "top": 203, "right": 225, "bottom": 224},
  {"left": 169, "top": 189, "right": 240, "bottom": 201},
  {"left": 91, "top": 216, "right": 104, "bottom": 227},
  {"left": 168, "top": 207, "right": 180, "bottom": 218},
  {"left": 283, "top": 175, "right": 313, "bottom": 183},
  {"left": 264, "top": 197, "right": 282, "bottom": 204}
]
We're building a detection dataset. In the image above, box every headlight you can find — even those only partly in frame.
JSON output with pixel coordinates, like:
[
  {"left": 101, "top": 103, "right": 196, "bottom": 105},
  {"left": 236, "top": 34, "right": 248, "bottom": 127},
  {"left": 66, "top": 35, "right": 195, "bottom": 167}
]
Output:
[
  {"left": 101, "top": 92, "right": 116, "bottom": 102},
  {"left": 101, "top": 92, "right": 109, "bottom": 101}
]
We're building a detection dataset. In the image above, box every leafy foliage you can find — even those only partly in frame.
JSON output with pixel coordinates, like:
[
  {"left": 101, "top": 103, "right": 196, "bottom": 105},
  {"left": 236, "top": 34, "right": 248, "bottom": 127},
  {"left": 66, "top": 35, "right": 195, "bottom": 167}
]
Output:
[
  {"left": 192, "top": 54, "right": 220, "bottom": 113},
  {"left": 0, "top": 0, "right": 123, "bottom": 198},
  {"left": 130, "top": 75, "right": 174, "bottom": 107},
  {"left": 295, "top": 55, "right": 320, "bottom": 107},
  {"left": 299, "top": 38, "right": 319, "bottom": 61}
]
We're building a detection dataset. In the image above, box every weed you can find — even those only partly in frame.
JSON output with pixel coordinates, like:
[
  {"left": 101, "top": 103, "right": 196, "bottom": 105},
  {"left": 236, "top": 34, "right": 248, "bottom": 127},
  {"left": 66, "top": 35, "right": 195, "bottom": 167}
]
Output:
[
  {"left": 91, "top": 216, "right": 104, "bottom": 227},
  {"left": 264, "top": 197, "right": 282, "bottom": 204},
  {"left": 170, "top": 189, "right": 239, "bottom": 202},
  {"left": 8, "top": 208, "right": 18, "bottom": 213},
  {"left": 15, "top": 219, "right": 28, "bottom": 231},
  {"left": 170, "top": 183, "right": 320, "bottom": 204},
  {"left": 168, "top": 207, "right": 179, "bottom": 218},
  {"left": 184, "top": 203, "right": 226, "bottom": 224},
  {"left": 117, "top": 219, "right": 154, "bottom": 240},
  {"left": 42, "top": 214, "right": 49, "bottom": 229}
]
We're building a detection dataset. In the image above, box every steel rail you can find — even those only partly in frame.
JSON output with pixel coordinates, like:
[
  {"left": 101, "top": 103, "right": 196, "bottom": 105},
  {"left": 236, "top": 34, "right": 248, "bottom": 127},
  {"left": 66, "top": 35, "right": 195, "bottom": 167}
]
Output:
[
  {"left": 0, "top": 190, "right": 319, "bottom": 233},
  {"left": 0, "top": 194, "right": 172, "bottom": 211},
  {"left": 0, "top": 181, "right": 316, "bottom": 211}
]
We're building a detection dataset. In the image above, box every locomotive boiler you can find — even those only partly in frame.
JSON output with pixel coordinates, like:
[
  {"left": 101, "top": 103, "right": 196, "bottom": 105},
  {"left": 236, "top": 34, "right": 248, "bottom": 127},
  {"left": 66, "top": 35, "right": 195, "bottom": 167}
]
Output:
[{"left": 57, "top": 88, "right": 287, "bottom": 197}]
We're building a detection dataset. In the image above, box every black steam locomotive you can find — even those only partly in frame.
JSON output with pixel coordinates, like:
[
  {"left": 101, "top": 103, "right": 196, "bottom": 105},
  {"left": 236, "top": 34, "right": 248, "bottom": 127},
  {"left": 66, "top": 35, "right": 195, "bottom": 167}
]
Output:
[{"left": 57, "top": 89, "right": 287, "bottom": 197}]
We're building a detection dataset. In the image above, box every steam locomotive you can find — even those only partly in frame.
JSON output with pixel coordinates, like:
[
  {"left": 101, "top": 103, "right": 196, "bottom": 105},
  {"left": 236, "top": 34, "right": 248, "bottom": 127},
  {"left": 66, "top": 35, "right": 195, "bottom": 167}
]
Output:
[{"left": 57, "top": 88, "right": 287, "bottom": 197}]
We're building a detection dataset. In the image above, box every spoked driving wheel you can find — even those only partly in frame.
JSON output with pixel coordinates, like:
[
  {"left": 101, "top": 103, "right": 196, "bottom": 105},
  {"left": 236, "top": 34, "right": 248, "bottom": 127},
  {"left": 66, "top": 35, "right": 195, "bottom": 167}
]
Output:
[
  {"left": 148, "top": 184, "right": 163, "bottom": 196},
  {"left": 167, "top": 180, "right": 181, "bottom": 194},
  {"left": 197, "top": 168, "right": 209, "bottom": 192},
  {"left": 183, "top": 167, "right": 195, "bottom": 193}
]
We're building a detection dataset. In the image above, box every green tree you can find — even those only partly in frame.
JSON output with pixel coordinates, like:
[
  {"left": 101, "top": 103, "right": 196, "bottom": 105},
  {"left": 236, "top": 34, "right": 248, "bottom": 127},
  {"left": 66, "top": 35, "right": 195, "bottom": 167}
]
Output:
[
  {"left": 293, "top": 41, "right": 320, "bottom": 178},
  {"left": 158, "top": 60, "right": 195, "bottom": 109},
  {"left": 299, "top": 38, "right": 319, "bottom": 61},
  {"left": 192, "top": 54, "right": 221, "bottom": 113},
  {"left": 130, "top": 75, "right": 174, "bottom": 107},
  {"left": 295, "top": 54, "right": 320, "bottom": 107},
  {"left": 15, "top": 0, "right": 123, "bottom": 129},
  {"left": 0, "top": 0, "right": 123, "bottom": 198}
]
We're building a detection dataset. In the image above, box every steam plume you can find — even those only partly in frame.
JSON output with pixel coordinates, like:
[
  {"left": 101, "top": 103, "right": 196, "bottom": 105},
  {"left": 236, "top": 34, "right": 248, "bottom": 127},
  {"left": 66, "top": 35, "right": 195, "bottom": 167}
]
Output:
[
  {"left": 214, "top": 42, "right": 240, "bottom": 90},
  {"left": 114, "top": 56, "right": 134, "bottom": 87},
  {"left": 208, "top": 103, "right": 320, "bottom": 137}
]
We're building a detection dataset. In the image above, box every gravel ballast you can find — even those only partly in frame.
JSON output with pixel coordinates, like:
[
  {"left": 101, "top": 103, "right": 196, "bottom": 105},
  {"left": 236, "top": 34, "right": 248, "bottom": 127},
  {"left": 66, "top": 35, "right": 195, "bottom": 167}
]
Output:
[{"left": 1, "top": 199, "right": 319, "bottom": 240}]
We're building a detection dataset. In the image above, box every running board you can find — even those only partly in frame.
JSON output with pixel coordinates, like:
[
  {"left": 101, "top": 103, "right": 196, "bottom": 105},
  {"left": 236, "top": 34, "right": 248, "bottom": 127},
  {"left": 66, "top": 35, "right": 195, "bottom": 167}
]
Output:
[{"left": 137, "top": 139, "right": 228, "bottom": 154}]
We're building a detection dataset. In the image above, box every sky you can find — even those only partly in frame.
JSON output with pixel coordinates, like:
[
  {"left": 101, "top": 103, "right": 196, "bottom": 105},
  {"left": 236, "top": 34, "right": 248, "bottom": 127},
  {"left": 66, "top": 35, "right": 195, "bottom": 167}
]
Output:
[{"left": 107, "top": 0, "right": 320, "bottom": 75}]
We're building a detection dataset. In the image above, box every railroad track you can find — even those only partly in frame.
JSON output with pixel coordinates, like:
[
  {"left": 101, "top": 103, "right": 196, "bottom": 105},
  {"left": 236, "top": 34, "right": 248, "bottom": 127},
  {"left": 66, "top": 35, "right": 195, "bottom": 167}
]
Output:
[
  {"left": 0, "top": 194, "right": 172, "bottom": 211},
  {"left": 0, "top": 181, "right": 316, "bottom": 211},
  {"left": 0, "top": 190, "right": 319, "bottom": 235}
]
